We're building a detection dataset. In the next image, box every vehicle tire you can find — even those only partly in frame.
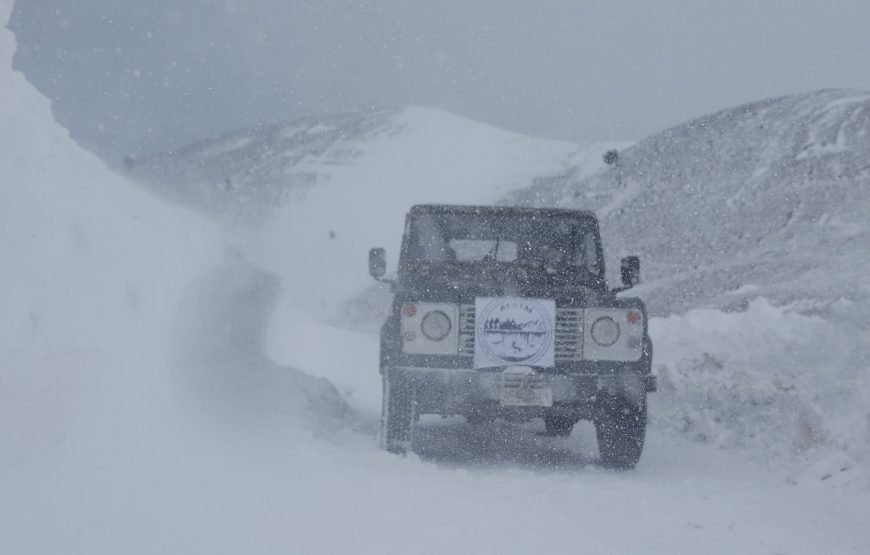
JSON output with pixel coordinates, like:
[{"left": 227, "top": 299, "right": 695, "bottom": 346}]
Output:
[
  {"left": 543, "top": 414, "right": 576, "bottom": 437},
  {"left": 594, "top": 394, "right": 647, "bottom": 469},
  {"left": 380, "top": 368, "right": 415, "bottom": 454}
]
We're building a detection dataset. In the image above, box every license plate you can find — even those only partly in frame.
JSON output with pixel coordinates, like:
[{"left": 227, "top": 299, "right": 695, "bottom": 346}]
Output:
[{"left": 500, "top": 371, "right": 553, "bottom": 407}]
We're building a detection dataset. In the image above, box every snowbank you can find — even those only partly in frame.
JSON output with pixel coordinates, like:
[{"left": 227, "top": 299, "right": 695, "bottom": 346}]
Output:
[
  {"left": 171, "top": 252, "right": 348, "bottom": 435},
  {"left": 0, "top": 3, "right": 335, "bottom": 550},
  {"left": 0, "top": 0, "right": 212, "bottom": 450},
  {"left": 0, "top": 0, "right": 354, "bottom": 464},
  {"left": 650, "top": 298, "right": 870, "bottom": 475}
]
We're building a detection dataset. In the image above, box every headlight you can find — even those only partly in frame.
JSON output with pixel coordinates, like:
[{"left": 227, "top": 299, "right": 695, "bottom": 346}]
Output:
[
  {"left": 421, "top": 310, "right": 452, "bottom": 341},
  {"left": 590, "top": 316, "right": 620, "bottom": 346}
]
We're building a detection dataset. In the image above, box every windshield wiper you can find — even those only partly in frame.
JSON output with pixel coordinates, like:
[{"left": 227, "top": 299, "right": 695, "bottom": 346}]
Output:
[{"left": 484, "top": 239, "right": 500, "bottom": 262}]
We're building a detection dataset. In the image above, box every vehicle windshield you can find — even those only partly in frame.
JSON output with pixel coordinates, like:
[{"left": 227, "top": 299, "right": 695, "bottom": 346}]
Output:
[{"left": 405, "top": 211, "right": 602, "bottom": 276}]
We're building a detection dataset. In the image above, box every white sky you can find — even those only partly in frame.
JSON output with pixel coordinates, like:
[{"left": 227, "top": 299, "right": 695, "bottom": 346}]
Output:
[{"left": 10, "top": 0, "right": 870, "bottom": 158}]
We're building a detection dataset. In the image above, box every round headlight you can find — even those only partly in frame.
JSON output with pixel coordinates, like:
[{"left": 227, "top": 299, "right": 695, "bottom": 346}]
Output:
[
  {"left": 591, "top": 316, "right": 620, "bottom": 346},
  {"left": 421, "top": 310, "right": 452, "bottom": 341}
]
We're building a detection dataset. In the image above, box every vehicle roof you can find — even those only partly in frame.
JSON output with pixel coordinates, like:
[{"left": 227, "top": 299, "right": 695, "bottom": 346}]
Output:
[{"left": 408, "top": 203, "right": 598, "bottom": 221}]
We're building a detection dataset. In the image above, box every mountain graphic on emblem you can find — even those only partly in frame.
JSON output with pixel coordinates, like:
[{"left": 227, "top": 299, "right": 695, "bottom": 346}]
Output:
[{"left": 479, "top": 301, "right": 551, "bottom": 363}]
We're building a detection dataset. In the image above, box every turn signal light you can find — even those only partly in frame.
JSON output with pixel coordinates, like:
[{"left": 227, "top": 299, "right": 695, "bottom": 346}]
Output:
[
  {"left": 403, "top": 304, "right": 417, "bottom": 317},
  {"left": 626, "top": 310, "right": 642, "bottom": 324}
]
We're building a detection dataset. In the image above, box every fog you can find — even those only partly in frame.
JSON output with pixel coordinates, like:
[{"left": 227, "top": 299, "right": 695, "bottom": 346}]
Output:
[
  {"left": 4, "top": 1, "right": 870, "bottom": 552},
  {"left": 11, "top": 0, "right": 870, "bottom": 159}
]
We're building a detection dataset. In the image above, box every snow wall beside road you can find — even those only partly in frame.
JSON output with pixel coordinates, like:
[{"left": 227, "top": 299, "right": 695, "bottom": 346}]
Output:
[
  {"left": 0, "top": 2, "right": 347, "bottom": 551},
  {"left": 650, "top": 298, "right": 870, "bottom": 479}
]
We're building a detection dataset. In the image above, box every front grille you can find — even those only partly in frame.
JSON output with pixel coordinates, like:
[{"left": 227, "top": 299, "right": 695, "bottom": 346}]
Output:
[
  {"left": 458, "top": 304, "right": 583, "bottom": 361},
  {"left": 555, "top": 308, "right": 583, "bottom": 360},
  {"left": 459, "top": 305, "right": 476, "bottom": 356}
]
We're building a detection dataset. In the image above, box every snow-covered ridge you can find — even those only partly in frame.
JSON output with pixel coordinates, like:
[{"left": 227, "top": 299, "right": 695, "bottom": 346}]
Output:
[
  {"left": 128, "top": 105, "right": 624, "bottom": 227},
  {"left": 127, "top": 109, "right": 397, "bottom": 223},
  {"left": 511, "top": 89, "right": 870, "bottom": 317},
  {"left": 136, "top": 105, "right": 621, "bottom": 316}
]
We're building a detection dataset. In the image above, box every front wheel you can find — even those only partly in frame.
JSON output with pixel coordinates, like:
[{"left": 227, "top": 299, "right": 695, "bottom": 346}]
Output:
[
  {"left": 594, "top": 394, "right": 647, "bottom": 469},
  {"left": 380, "top": 368, "right": 415, "bottom": 454}
]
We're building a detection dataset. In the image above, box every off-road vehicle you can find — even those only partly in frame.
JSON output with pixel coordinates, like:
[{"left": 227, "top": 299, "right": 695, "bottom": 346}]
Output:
[{"left": 368, "top": 204, "right": 656, "bottom": 468}]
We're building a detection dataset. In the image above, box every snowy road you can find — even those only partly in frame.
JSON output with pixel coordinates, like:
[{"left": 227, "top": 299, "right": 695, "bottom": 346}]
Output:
[
  {"left": 6, "top": 402, "right": 867, "bottom": 555},
  {"left": 3, "top": 257, "right": 868, "bottom": 555},
  {"left": 179, "top": 381, "right": 869, "bottom": 555},
  {"left": 286, "top": 428, "right": 869, "bottom": 555}
]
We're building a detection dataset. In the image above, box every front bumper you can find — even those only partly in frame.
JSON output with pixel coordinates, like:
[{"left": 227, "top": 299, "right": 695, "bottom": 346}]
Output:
[{"left": 398, "top": 365, "right": 656, "bottom": 418}]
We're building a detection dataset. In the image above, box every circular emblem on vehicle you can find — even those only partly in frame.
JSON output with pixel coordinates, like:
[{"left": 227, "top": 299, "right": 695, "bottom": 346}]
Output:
[{"left": 478, "top": 299, "right": 554, "bottom": 364}]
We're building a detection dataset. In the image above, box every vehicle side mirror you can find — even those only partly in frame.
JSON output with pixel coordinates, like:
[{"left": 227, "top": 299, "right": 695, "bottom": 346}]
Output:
[
  {"left": 620, "top": 256, "right": 640, "bottom": 289},
  {"left": 369, "top": 247, "right": 386, "bottom": 279}
]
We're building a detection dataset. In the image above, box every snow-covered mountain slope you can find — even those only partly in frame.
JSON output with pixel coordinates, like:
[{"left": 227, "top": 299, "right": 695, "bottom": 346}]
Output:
[
  {"left": 129, "top": 106, "right": 622, "bottom": 226},
  {"left": 510, "top": 89, "right": 870, "bottom": 317},
  {"left": 131, "top": 106, "right": 623, "bottom": 316},
  {"left": 128, "top": 109, "right": 398, "bottom": 223}
]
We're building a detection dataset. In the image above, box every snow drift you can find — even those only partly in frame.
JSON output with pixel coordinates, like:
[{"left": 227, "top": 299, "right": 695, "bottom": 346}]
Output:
[
  {"left": 170, "top": 252, "right": 348, "bottom": 435},
  {"left": 650, "top": 299, "right": 870, "bottom": 475}
]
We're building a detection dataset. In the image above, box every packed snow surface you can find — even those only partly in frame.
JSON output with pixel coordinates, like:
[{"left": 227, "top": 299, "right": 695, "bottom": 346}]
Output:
[{"left": 2, "top": 1, "right": 869, "bottom": 553}]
